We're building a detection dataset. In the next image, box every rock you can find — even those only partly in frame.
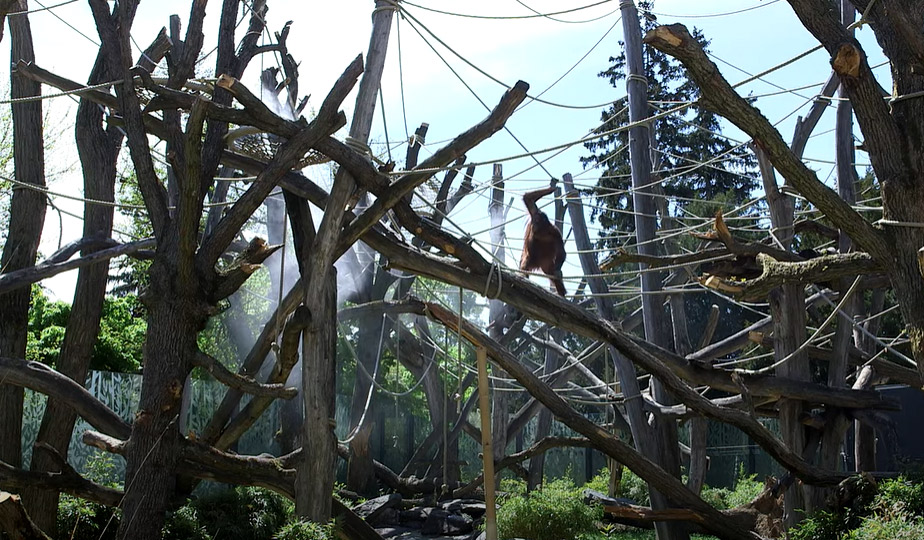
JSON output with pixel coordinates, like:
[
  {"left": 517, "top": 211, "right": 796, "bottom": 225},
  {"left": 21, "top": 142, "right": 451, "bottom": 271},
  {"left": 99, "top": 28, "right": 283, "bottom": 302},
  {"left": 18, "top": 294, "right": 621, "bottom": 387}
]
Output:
[
  {"left": 439, "top": 499, "right": 487, "bottom": 518},
  {"left": 377, "top": 526, "right": 413, "bottom": 538},
  {"left": 353, "top": 493, "right": 403, "bottom": 524},
  {"left": 374, "top": 507, "right": 401, "bottom": 526},
  {"left": 421, "top": 508, "right": 473, "bottom": 536},
  {"left": 399, "top": 507, "right": 429, "bottom": 526}
]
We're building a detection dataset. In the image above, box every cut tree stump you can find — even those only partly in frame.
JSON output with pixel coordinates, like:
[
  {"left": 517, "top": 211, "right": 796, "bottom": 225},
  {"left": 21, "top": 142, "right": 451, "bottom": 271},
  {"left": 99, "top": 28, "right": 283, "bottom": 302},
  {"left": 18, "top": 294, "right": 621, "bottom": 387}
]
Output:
[{"left": 0, "top": 491, "right": 52, "bottom": 540}]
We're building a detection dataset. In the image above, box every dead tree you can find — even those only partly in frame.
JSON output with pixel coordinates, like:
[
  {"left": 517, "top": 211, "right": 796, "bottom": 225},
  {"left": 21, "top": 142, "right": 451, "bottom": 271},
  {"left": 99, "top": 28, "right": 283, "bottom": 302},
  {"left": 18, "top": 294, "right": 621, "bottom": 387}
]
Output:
[
  {"left": 23, "top": 28, "right": 169, "bottom": 535},
  {"left": 0, "top": 0, "right": 46, "bottom": 472},
  {"left": 620, "top": 2, "right": 687, "bottom": 538}
]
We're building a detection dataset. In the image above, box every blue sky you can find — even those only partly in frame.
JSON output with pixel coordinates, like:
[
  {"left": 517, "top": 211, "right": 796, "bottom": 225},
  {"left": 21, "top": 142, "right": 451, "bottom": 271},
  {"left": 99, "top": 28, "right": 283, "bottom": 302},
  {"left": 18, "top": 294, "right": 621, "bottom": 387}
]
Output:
[{"left": 9, "top": 0, "right": 885, "bottom": 300}]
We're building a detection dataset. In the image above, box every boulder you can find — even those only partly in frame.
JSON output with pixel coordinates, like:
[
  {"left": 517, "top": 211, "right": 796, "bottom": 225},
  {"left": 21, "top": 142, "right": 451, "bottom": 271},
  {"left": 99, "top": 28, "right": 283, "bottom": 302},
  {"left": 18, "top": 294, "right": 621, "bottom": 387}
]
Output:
[{"left": 353, "top": 493, "right": 403, "bottom": 524}]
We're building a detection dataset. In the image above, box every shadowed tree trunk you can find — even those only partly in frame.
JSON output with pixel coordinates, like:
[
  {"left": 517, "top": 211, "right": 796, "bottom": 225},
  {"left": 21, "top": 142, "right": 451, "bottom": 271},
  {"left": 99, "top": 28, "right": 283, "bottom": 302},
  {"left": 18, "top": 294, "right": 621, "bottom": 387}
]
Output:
[
  {"left": 0, "top": 0, "right": 46, "bottom": 471},
  {"left": 342, "top": 0, "right": 395, "bottom": 496},
  {"left": 22, "top": 52, "right": 123, "bottom": 535}
]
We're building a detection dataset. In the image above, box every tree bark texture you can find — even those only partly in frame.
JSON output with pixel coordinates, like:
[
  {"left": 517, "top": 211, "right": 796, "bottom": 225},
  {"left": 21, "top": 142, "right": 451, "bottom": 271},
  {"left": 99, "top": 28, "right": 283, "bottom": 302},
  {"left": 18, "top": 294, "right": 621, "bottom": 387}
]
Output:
[
  {"left": 116, "top": 275, "right": 205, "bottom": 540},
  {"left": 296, "top": 270, "right": 337, "bottom": 521},
  {"left": 24, "top": 48, "right": 124, "bottom": 534},
  {"left": 0, "top": 0, "right": 46, "bottom": 471},
  {"left": 620, "top": 3, "right": 686, "bottom": 537},
  {"left": 488, "top": 164, "right": 509, "bottom": 488}
]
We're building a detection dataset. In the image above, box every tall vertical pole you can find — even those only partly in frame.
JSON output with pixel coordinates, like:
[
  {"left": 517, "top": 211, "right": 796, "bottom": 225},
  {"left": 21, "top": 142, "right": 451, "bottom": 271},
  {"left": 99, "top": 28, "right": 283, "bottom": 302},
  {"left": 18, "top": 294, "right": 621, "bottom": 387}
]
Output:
[
  {"left": 299, "top": 0, "right": 397, "bottom": 519},
  {"left": 477, "top": 347, "right": 498, "bottom": 540},
  {"left": 487, "top": 164, "right": 509, "bottom": 485},
  {"left": 619, "top": 2, "right": 687, "bottom": 539}
]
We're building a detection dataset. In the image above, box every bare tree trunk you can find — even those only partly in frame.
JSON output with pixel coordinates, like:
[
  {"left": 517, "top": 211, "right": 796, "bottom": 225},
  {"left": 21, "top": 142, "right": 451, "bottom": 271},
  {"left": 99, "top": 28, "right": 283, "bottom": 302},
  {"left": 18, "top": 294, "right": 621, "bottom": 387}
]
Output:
[
  {"left": 527, "top": 327, "right": 561, "bottom": 490},
  {"left": 527, "top": 188, "right": 566, "bottom": 490},
  {"left": 754, "top": 146, "right": 810, "bottom": 525},
  {"left": 620, "top": 3, "right": 687, "bottom": 537},
  {"left": 297, "top": 271, "right": 337, "bottom": 520},
  {"left": 488, "top": 164, "right": 509, "bottom": 488},
  {"left": 342, "top": 0, "right": 395, "bottom": 495},
  {"left": 563, "top": 174, "right": 660, "bottom": 506},
  {"left": 23, "top": 50, "right": 123, "bottom": 534},
  {"left": 815, "top": 0, "right": 860, "bottom": 506},
  {"left": 0, "top": 0, "right": 46, "bottom": 471},
  {"left": 117, "top": 274, "right": 204, "bottom": 540}
]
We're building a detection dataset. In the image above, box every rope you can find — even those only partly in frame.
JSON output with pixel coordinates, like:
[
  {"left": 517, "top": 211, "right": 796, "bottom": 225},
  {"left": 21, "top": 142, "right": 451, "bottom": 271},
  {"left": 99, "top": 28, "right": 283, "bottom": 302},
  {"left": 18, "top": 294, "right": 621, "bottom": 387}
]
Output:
[
  {"left": 0, "top": 78, "right": 125, "bottom": 104},
  {"left": 875, "top": 219, "right": 924, "bottom": 228},
  {"left": 33, "top": 0, "right": 98, "bottom": 46},
  {"left": 643, "top": 0, "right": 780, "bottom": 19},
  {"left": 372, "top": 0, "right": 399, "bottom": 18},
  {"left": 4, "top": 174, "right": 247, "bottom": 210},
  {"left": 483, "top": 261, "right": 503, "bottom": 298},
  {"left": 736, "top": 277, "right": 863, "bottom": 376},
  {"left": 400, "top": 0, "right": 613, "bottom": 21},
  {"left": 338, "top": 314, "right": 388, "bottom": 444},
  {"left": 513, "top": 0, "right": 618, "bottom": 24}
]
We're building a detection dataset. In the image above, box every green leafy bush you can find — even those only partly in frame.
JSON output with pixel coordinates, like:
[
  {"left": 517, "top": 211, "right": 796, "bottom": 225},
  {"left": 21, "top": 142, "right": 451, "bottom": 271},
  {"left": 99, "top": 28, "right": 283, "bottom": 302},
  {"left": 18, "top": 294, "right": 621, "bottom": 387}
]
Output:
[
  {"left": 789, "top": 477, "right": 924, "bottom": 540},
  {"left": 874, "top": 478, "right": 924, "bottom": 517},
  {"left": 788, "top": 510, "right": 844, "bottom": 540},
  {"left": 615, "top": 468, "right": 650, "bottom": 506},
  {"left": 844, "top": 512, "right": 924, "bottom": 540},
  {"left": 162, "top": 506, "right": 210, "bottom": 540},
  {"left": 273, "top": 519, "right": 337, "bottom": 540},
  {"left": 724, "top": 471, "right": 764, "bottom": 508},
  {"left": 162, "top": 486, "right": 292, "bottom": 540},
  {"left": 56, "top": 495, "right": 119, "bottom": 540},
  {"left": 496, "top": 477, "right": 603, "bottom": 540},
  {"left": 584, "top": 467, "right": 613, "bottom": 495}
]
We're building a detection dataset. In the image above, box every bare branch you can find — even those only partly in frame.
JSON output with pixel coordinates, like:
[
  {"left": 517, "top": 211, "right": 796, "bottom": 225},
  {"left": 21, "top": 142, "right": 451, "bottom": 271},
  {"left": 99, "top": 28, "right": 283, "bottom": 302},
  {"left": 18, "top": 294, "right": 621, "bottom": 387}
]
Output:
[
  {"left": 703, "top": 252, "right": 882, "bottom": 301},
  {"left": 340, "top": 81, "right": 529, "bottom": 248},
  {"left": 643, "top": 23, "right": 889, "bottom": 262},
  {"left": 0, "top": 238, "right": 154, "bottom": 296},
  {"left": 0, "top": 358, "right": 130, "bottom": 440},
  {"left": 192, "top": 353, "right": 296, "bottom": 400},
  {"left": 198, "top": 55, "right": 363, "bottom": 267},
  {"left": 0, "top": 444, "right": 122, "bottom": 507}
]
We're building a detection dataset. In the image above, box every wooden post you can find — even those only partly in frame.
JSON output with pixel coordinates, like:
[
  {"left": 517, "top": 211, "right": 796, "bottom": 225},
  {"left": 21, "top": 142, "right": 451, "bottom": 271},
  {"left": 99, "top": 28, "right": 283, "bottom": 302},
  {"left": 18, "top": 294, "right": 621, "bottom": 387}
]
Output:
[
  {"left": 344, "top": 0, "right": 398, "bottom": 495},
  {"left": 562, "top": 172, "right": 658, "bottom": 493},
  {"left": 487, "top": 163, "right": 509, "bottom": 486},
  {"left": 819, "top": 0, "right": 861, "bottom": 500},
  {"left": 754, "top": 140, "right": 810, "bottom": 524},
  {"left": 295, "top": 0, "right": 395, "bottom": 508},
  {"left": 476, "top": 347, "right": 498, "bottom": 540},
  {"left": 297, "top": 270, "right": 338, "bottom": 521},
  {"left": 616, "top": 6, "right": 687, "bottom": 536}
]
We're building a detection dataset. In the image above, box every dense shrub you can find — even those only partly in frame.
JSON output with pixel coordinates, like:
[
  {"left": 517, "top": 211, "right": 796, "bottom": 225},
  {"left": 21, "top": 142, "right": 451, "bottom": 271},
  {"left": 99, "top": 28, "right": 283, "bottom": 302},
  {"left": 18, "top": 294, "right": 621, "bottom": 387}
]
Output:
[
  {"left": 701, "top": 469, "right": 764, "bottom": 510},
  {"left": 790, "top": 477, "right": 924, "bottom": 540},
  {"left": 163, "top": 486, "right": 292, "bottom": 540},
  {"left": 844, "top": 512, "right": 924, "bottom": 540},
  {"left": 273, "top": 519, "right": 337, "bottom": 540},
  {"left": 495, "top": 477, "right": 603, "bottom": 540}
]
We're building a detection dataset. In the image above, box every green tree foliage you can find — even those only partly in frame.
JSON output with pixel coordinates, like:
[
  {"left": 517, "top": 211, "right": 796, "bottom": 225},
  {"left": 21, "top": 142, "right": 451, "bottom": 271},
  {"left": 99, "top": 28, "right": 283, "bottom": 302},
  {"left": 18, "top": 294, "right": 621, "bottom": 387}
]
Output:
[
  {"left": 581, "top": 0, "right": 757, "bottom": 245},
  {"left": 27, "top": 285, "right": 145, "bottom": 372},
  {"left": 579, "top": 1, "right": 762, "bottom": 354}
]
